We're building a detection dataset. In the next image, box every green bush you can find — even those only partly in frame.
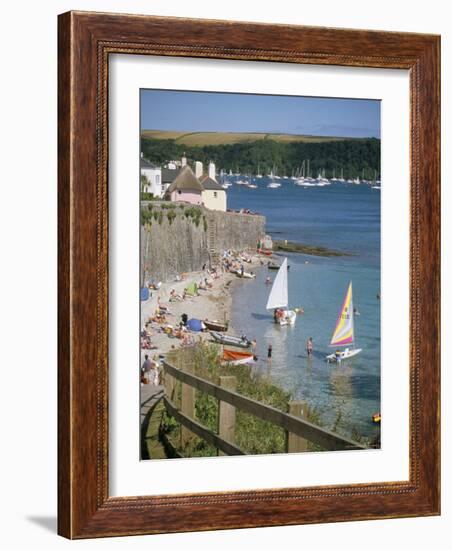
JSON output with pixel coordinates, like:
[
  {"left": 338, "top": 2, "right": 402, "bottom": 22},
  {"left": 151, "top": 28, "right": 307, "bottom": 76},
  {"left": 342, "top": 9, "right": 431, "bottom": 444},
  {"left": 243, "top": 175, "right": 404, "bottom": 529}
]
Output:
[
  {"left": 140, "top": 192, "right": 154, "bottom": 201},
  {"left": 140, "top": 209, "right": 153, "bottom": 225},
  {"left": 166, "top": 210, "right": 177, "bottom": 224},
  {"left": 182, "top": 206, "right": 203, "bottom": 227},
  {"left": 159, "top": 344, "right": 369, "bottom": 458},
  {"left": 162, "top": 344, "right": 291, "bottom": 456}
]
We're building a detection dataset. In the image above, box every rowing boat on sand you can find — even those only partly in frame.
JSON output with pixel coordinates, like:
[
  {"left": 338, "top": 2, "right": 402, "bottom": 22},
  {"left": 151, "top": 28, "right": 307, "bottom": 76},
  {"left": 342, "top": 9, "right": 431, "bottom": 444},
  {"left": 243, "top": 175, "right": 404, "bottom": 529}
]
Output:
[
  {"left": 222, "top": 349, "right": 255, "bottom": 365},
  {"left": 203, "top": 319, "right": 228, "bottom": 332},
  {"left": 210, "top": 331, "right": 251, "bottom": 348}
]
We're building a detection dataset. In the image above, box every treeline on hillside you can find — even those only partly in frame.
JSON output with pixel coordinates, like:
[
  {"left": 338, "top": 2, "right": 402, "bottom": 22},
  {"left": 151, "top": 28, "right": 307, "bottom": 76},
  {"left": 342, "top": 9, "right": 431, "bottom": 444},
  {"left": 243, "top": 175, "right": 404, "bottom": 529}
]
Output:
[{"left": 141, "top": 136, "right": 381, "bottom": 179}]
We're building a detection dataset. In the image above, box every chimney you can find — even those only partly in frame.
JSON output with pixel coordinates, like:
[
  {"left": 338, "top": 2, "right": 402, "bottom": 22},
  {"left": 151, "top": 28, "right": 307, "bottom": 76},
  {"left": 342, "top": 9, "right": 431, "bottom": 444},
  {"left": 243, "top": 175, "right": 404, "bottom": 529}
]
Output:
[
  {"left": 208, "top": 161, "right": 216, "bottom": 180},
  {"left": 194, "top": 161, "right": 203, "bottom": 179},
  {"left": 181, "top": 153, "right": 187, "bottom": 167}
]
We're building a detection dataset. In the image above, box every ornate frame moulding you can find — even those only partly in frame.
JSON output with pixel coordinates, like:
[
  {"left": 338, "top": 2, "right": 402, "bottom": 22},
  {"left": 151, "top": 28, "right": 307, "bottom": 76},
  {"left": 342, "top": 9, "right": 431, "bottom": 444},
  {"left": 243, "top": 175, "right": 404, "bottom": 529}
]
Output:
[{"left": 58, "top": 10, "right": 440, "bottom": 538}]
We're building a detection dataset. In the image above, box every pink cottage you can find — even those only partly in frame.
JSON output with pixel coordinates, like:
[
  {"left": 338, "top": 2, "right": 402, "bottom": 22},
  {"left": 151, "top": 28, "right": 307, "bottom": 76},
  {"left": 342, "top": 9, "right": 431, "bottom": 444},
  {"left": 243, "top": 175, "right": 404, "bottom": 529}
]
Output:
[{"left": 165, "top": 165, "right": 203, "bottom": 205}]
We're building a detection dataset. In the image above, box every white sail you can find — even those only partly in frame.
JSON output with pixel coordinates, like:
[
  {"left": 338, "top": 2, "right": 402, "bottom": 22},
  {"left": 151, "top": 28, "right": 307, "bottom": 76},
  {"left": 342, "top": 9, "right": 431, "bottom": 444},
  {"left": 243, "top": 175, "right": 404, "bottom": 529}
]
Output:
[{"left": 266, "top": 258, "right": 288, "bottom": 310}]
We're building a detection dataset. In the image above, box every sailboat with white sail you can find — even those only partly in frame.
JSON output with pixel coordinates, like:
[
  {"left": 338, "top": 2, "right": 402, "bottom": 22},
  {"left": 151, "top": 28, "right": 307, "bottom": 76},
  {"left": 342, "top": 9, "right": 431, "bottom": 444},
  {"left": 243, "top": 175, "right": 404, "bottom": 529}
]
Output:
[
  {"left": 255, "top": 161, "right": 262, "bottom": 178},
  {"left": 266, "top": 258, "right": 297, "bottom": 326},
  {"left": 326, "top": 281, "right": 362, "bottom": 362}
]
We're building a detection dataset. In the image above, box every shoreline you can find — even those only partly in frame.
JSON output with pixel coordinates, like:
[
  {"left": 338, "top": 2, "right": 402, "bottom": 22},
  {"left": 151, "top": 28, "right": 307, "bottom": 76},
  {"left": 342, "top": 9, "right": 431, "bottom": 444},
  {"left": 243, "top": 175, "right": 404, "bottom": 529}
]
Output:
[{"left": 140, "top": 252, "right": 265, "bottom": 366}]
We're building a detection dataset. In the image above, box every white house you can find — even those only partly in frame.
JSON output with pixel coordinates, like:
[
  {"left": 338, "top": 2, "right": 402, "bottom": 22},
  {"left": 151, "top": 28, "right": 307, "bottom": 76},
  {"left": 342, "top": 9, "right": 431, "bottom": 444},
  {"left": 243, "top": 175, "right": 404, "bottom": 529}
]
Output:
[
  {"left": 163, "top": 156, "right": 227, "bottom": 211},
  {"left": 200, "top": 176, "right": 227, "bottom": 211},
  {"left": 141, "top": 158, "right": 162, "bottom": 197}
]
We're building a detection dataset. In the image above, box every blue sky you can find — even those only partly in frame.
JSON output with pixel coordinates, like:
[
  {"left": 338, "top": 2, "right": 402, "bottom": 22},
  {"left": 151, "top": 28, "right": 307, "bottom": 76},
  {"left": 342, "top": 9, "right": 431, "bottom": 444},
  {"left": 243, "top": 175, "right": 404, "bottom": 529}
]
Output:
[{"left": 141, "top": 89, "right": 380, "bottom": 139}]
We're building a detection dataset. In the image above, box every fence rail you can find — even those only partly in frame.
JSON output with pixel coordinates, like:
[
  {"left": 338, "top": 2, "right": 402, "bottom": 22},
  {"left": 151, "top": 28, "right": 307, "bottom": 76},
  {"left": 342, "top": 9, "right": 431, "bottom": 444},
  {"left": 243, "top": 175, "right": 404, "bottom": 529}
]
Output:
[
  {"left": 163, "top": 397, "right": 246, "bottom": 456},
  {"left": 162, "top": 360, "right": 365, "bottom": 455}
]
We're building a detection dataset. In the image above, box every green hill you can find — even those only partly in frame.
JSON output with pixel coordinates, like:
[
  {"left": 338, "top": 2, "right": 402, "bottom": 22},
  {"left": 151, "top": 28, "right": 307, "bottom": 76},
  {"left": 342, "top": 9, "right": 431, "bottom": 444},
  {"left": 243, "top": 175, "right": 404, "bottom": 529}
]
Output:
[
  {"left": 141, "top": 131, "right": 380, "bottom": 180},
  {"left": 141, "top": 130, "right": 357, "bottom": 147}
]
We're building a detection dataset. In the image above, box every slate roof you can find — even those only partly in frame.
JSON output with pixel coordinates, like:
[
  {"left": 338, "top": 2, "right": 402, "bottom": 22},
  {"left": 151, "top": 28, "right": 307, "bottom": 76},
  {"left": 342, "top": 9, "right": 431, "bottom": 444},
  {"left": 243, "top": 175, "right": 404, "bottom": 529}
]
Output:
[
  {"left": 199, "top": 176, "right": 225, "bottom": 191},
  {"left": 166, "top": 165, "right": 204, "bottom": 193},
  {"left": 140, "top": 158, "right": 158, "bottom": 169},
  {"left": 162, "top": 167, "right": 181, "bottom": 184}
]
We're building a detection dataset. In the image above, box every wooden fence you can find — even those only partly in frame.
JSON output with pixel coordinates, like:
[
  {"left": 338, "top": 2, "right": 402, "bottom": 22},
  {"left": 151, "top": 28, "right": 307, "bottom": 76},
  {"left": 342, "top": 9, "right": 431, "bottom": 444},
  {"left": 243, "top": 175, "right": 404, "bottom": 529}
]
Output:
[{"left": 161, "top": 360, "right": 365, "bottom": 455}]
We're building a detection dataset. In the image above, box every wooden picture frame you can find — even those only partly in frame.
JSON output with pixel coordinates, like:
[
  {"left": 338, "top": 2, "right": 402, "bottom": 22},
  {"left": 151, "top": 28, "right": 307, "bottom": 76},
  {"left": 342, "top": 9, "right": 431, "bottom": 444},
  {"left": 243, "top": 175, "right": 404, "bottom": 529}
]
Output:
[{"left": 58, "top": 11, "right": 440, "bottom": 538}]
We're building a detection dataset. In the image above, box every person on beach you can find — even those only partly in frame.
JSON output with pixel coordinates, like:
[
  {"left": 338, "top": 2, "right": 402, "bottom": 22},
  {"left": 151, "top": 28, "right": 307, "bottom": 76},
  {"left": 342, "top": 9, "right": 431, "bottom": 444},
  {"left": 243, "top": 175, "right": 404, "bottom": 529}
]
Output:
[
  {"left": 306, "top": 337, "right": 313, "bottom": 357},
  {"left": 240, "top": 264, "right": 244, "bottom": 277},
  {"left": 251, "top": 339, "right": 257, "bottom": 353},
  {"left": 181, "top": 313, "right": 188, "bottom": 327},
  {"left": 150, "top": 359, "right": 160, "bottom": 385},
  {"left": 157, "top": 297, "right": 169, "bottom": 311},
  {"left": 204, "top": 277, "right": 210, "bottom": 288},
  {"left": 267, "top": 344, "right": 272, "bottom": 364},
  {"left": 169, "top": 289, "right": 183, "bottom": 302},
  {"left": 141, "top": 354, "right": 152, "bottom": 383},
  {"left": 152, "top": 366, "right": 159, "bottom": 385}
]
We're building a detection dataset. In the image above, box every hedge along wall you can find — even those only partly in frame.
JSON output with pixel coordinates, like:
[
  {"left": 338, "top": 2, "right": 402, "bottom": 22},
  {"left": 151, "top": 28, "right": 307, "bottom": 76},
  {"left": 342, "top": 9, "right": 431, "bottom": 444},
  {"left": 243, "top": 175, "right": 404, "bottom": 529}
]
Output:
[{"left": 141, "top": 202, "right": 266, "bottom": 283}]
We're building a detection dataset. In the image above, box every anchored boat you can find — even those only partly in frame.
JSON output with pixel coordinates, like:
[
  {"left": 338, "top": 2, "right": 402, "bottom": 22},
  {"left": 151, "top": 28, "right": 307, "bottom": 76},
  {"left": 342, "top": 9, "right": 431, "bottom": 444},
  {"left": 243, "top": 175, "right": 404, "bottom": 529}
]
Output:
[
  {"left": 326, "top": 281, "right": 362, "bottom": 363},
  {"left": 266, "top": 257, "right": 297, "bottom": 326},
  {"left": 268, "top": 262, "right": 290, "bottom": 270}
]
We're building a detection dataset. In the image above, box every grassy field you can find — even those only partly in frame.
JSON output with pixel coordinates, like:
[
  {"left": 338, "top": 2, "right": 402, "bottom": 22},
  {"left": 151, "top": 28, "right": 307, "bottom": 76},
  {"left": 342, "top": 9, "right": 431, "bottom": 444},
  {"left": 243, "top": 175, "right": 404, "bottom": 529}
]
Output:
[{"left": 141, "top": 129, "right": 356, "bottom": 146}]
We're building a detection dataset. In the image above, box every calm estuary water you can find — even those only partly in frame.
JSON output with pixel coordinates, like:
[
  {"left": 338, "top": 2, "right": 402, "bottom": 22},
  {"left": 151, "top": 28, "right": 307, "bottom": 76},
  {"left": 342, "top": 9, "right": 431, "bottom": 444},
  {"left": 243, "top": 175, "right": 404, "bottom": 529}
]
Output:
[{"left": 228, "top": 179, "right": 381, "bottom": 441}]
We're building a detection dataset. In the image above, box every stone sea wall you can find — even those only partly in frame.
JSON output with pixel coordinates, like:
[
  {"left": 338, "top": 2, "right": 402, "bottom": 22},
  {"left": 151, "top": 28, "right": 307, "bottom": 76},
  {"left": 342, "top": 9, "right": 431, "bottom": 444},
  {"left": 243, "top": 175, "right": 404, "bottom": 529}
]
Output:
[{"left": 141, "top": 202, "right": 266, "bottom": 283}]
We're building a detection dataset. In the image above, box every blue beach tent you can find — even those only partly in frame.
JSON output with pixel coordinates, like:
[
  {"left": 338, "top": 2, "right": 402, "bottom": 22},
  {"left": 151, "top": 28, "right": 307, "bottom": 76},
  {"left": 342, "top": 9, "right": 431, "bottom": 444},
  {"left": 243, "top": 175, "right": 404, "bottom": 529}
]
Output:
[
  {"left": 140, "top": 287, "right": 150, "bottom": 301},
  {"left": 187, "top": 318, "right": 203, "bottom": 332}
]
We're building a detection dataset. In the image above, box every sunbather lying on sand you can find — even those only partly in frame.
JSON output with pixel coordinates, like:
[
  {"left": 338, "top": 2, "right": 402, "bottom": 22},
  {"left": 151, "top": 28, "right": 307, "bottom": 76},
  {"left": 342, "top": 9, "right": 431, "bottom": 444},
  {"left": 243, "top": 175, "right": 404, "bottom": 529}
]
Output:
[
  {"left": 157, "top": 297, "right": 170, "bottom": 311},
  {"left": 169, "top": 289, "right": 183, "bottom": 301}
]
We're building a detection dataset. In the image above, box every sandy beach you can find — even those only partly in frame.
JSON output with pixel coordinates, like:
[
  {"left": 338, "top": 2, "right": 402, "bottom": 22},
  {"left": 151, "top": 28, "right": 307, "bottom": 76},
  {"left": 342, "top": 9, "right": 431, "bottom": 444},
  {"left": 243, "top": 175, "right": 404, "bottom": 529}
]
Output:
[{"left": 140, "top": 252, "right": 265, "bottom": 367}]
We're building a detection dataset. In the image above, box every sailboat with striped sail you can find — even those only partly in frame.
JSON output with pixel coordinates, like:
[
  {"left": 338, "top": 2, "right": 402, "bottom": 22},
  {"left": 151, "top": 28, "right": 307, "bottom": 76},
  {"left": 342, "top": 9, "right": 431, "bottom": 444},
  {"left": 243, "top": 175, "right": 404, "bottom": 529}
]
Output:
[{"left": 326, "top": 281, "right": 362, "bottom": 362}]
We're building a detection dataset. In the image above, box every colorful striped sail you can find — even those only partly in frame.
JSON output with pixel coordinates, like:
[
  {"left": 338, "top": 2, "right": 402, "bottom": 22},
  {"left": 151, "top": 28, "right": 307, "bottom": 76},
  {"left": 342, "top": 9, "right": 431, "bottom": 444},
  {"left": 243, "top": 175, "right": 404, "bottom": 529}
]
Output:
[{"left": 330, "top": 282, "right": 354, "bottom": 347}]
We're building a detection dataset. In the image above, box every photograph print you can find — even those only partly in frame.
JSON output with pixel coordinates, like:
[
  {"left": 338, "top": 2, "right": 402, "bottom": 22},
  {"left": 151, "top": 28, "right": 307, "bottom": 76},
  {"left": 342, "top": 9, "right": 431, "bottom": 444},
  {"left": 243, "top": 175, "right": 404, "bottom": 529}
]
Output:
[{"left": 139, "top": 90, "right": 381, "bottom": 460}]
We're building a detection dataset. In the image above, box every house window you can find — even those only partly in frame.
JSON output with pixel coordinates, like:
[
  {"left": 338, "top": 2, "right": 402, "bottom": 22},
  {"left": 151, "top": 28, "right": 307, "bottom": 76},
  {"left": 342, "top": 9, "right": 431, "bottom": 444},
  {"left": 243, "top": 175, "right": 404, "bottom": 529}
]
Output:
[
  {"left": 213, "top": 192, "right": 217, "bottom": 198},
  {"left": 156, "top": 175, "right": 160, "bottom": 184}
]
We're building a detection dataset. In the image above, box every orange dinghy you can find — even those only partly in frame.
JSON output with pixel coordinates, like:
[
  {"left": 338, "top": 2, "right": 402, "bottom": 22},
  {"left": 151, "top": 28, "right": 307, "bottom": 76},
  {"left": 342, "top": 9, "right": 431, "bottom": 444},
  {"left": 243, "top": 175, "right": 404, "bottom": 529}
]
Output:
[{"left": 222, "top": 349, "right": 255, "bottom": 365}]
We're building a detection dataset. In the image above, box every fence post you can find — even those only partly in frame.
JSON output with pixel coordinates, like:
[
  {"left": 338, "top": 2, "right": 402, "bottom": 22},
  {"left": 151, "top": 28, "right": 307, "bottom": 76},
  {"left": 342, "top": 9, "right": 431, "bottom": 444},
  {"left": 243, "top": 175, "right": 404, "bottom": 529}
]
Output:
[
  {"left": 218, "top": 376, "right": 237, "bottom": 456},
  {"left": 180, "top": 362, "right": 195, "bottom": 449},
  {"left": 287, "top": 401, "right": 308, "bottom": 453},
  {"left": 163, "top": 367, "right": 175, "bottom": 402}
]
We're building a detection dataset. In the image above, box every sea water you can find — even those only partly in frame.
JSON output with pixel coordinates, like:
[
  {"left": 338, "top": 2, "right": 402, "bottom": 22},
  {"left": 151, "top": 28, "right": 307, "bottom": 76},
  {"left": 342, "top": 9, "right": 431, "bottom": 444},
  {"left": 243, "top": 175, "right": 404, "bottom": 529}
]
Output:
[{"left": 228, "top": 179, "right": 381, "bottom": 441}]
